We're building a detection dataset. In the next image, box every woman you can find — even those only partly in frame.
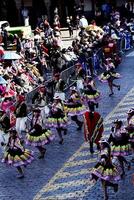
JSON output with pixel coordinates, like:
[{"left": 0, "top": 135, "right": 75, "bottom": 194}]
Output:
[
  {"left": 26, "top": 108, "right": 54, "bottom": 159},
  {"left": 108, "top": 120, "right": 131, "bottom": 177},
  {"left": 15, "top": 95, "right": 27, "bottom": 139},
  {"left": 64, "top": 87, "right": 86, "bottom": 130},
  {"left": 91, "top": 140, "right": 121, "bottom": 200},
  {"left": 46, "top": 96, "right": 68, "bottom": 144},
  {"left": 0, "top": 109, "right": 10, "bottom": 132},
  {"left": 125, "top": 108, "right": 134, "bottom": 162},
  {"left": 83, "top": 76, "right": 100, "bottom": 111},
  {"left": 99, "top": 58, "right": 120, "bottom": 96},
  {"left": 2, "top": 129, "right": 34, "bottom": 178}
]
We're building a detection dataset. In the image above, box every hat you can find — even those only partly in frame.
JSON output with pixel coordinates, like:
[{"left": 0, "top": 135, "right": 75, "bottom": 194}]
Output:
[
  {"left": 70, "top": 86, "right": 77, "bottom": 91},
  {"left": 106, "top": 58, "right": 112, "bottom": 61},
  {"left": 111, "top": 33, "right": 120, "bottom": 40},
  {"left": 75, "top": 62, "right": 81, "bottom": 66},
  {"left": 113, "top": 119, "right": 122, "bottom": 124},
  {"left": 53, "top": 96, "right": 61, "bottom": 100},
  {"left": 54, "top": 72, "right": 60, "bottom": 77},
  {"left": 33, "top": 107, "right": 41, "bottom": 112},
  {"left": 127, "top": 108, "right": 134, "bottom": 115},
  {"left": 8, "top": 127, "right": 17, "bottom": 133},
  {"left": 99, "top": 139, "right": 110, "bottom": 146}
]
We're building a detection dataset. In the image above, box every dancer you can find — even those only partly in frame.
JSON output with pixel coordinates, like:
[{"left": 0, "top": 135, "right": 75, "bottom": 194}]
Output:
[
  {"left": 91, "top": 140, "right": 121, "bottom": 200},
  {"left": 46, "top": 96, "right": 68, "bottom": 144},
  {"left": 26, "top": 108, "right": 54, "bottom": 159},
  {"left": 83, "top": 76, "right": 100, "bottom": 111},
  {"left": 2, "top": 129, "right": 34, "bottom": 178},
  {"left": 125, "top": 108, "right": 134, "bottom": 162},
  {"left": 108, "top": 120, "right": 131, "bottom": 177},
  {"left": 84, "top": 106, "right": 103, "bottom": 153},
  {"left": 64, "top": 87, "right": 86, "bottom": 130},
  {"left": 99, "top": 58, "right": 120, "bottom": 96}
]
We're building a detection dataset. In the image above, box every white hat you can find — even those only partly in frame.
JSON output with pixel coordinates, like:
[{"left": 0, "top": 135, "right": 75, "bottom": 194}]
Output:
[{"left": 70, "top": 86, "right": 77, "bottom": 91}]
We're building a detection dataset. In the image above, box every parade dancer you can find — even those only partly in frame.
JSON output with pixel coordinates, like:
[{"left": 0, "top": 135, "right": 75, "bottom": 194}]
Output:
[
  {"left": 26, "top": 108, "right": 54, "bottom": 159},
  {"left": 64, "top": 87, "right": 86, "bottom": 130},
  {"left": 2, "top": 129, "right": 34, "bottom": 179},
  {"left": 46, "top": 96, "right": 68, "bottom": 144},
  {"left": 108, "top": 120, "right": 131, "bottom": 177},
  {"left": 84, "top": 106, "right": 103, "bottom": 154},
  {"left": 125, "top": 108, "right": 134, "bottom": 162},
  {"left": 99, "top": 58, "right": 121, "bottom": 96},
  {"left": 91, "top": 140, "right": 121, "bottom": 200},
  {"left": 82, "top": 76, "right": 100, "bottom": 111}
]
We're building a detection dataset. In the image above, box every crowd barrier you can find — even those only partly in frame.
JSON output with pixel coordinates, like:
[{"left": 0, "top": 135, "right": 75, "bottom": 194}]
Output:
[{"left": 26, "top": 32, "right": 134, "bottom": 106}]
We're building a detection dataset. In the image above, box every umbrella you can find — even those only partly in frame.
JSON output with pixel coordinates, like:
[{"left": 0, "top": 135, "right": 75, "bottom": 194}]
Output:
[
  {"left": 4, "top": 89, "right": 16, "bottom": 98},
  {"left": 2, "top": 52, "right": 22, "bottom": 60},
  {"left": 0, "top": 76, "right": 7, "bottom": 85}
]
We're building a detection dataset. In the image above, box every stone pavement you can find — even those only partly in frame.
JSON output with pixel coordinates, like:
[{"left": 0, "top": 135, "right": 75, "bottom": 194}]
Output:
[{"left": 0, "top": 41, "right": 134, "bottom": 200}]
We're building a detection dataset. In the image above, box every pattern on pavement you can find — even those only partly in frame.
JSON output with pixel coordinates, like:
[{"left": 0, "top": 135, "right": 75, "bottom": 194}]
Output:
[{"left": 34, "top": 87, "right": 134, "bottom": 200}]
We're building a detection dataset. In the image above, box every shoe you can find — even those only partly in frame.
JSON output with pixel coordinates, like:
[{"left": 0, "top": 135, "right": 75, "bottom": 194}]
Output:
[
  {"left": 17, "top": 174, "right": 24, "bottom": 179},
  {"left": 109, "top": 92, "right": 114, "bottom": 97},
  {"left": 118, "top": 85, "right": 120, "bottom": 91},
  {"left": 77, "top": 122, "right": 83, "bottom": 131},
  {"left": 113, "top": 184, "right": 118, "bottom": 193},
  {"left": 59, "top": 139, "right": 64, "bottom": 145}
]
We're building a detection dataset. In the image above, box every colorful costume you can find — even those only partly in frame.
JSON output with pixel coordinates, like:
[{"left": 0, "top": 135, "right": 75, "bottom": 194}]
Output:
[
  {"left": 91, "top": 146, "right": 121, "bottom": 182},
  {"left": 2, "top": 135, "right": 34, "bottom": 167},
  {"left": 108, "top": 125, "right": 131, "bottom": 156},
  {"left": 46, "top": 102, "right": 68, "bottom": 128},
  {"left": 83, "top": 79, "right": 100, "bottom": 103},
  {"left": 26, "top": 111, "right": 54, "bottom": 147},
  {"left": 64, "top": 90, "right": 87, "bottom": 116},
  {"left": 126, "top": 112, "right": 134, "bottom": 147},
  {"left": 84, "top": 111, "right": 103, "bottom": 145},
  {"left": 99, "top": 70, "right": 121, "bottom": 83}
]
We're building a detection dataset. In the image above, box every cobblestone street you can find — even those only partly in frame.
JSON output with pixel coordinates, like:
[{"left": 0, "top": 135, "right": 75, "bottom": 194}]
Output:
[{"left": 1, "top": 32, "right": 134, "bottom": 200}]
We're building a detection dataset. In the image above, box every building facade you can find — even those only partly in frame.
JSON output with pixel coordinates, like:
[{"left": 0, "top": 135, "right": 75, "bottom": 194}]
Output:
[{"left": 0, "top": 0, "right": 133, "bottom": 27}]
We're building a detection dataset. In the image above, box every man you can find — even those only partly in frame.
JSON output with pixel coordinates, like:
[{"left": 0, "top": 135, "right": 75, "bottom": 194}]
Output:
[
  {"left": 84, "top": 106, "right": 104, "bottom": 154},
  {"left": 79, "top": 16, "right": 88, "bottom": 29},
  {"left": 47, "top": 73, "right": 65, "bottom": 101}
]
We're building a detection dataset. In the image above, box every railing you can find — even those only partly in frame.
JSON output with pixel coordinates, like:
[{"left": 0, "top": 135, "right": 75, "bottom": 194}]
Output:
[{"left": 25, "top": 32, "right": 134, "bottom": 106}]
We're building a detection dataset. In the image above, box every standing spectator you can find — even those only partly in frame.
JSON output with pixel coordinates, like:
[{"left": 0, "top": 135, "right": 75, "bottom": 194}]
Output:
[
  {"left": 21, "top": 7, "right": 29, "bottom": 26},
  {"left": 66, "top": 16, "right": 74, "bottom": 37},
  {"left": 79, "top": 15, "right": 88, "bottom": 29}
]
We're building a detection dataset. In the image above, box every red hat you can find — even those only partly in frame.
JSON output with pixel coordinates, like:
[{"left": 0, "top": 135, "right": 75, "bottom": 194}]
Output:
[{"left": 17, "top": 95, "right": 25, "bottom": 103}]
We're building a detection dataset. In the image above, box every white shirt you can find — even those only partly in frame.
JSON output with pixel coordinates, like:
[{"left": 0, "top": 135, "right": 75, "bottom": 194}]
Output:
[{"left": 79, "top": 17, "right": 88, "bottom": 28}]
